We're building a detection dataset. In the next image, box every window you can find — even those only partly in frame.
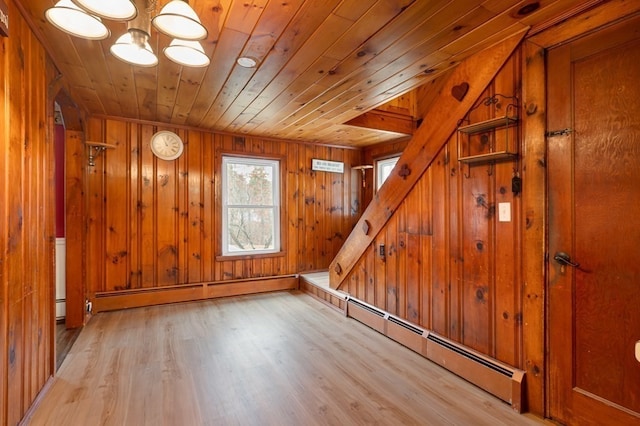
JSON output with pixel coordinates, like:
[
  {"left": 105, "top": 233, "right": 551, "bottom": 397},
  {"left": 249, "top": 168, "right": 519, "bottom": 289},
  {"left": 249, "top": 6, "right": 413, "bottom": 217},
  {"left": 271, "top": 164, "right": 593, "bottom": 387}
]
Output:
[
  {"left": 376, "top": 156, "right": 400, "bottom": 190},
  {"left": 222, "top": 156, "right": 280, "bottom": 255}
]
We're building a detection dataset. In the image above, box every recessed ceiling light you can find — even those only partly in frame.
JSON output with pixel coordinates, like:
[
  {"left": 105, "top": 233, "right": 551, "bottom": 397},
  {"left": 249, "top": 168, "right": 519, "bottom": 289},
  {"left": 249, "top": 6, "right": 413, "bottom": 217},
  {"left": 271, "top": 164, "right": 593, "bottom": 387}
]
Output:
[{"left": 237, "top": 56, "right": 257, "bottom": 68}]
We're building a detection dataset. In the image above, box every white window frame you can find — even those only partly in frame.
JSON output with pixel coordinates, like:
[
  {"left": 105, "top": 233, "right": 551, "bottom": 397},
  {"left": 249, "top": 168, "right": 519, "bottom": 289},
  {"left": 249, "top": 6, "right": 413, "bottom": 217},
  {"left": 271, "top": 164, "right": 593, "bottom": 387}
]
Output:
[
  {"left": 376, "top": 155, "right": 400, "bottom": 191},
  {"left": 222, "top": 156, "right": 280, "bottom": 256}
]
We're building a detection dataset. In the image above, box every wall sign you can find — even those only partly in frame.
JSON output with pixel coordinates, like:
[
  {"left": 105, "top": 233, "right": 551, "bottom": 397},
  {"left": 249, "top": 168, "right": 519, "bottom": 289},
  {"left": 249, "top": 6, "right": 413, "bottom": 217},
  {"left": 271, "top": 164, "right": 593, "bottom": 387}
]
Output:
[
  {"left": 0, "top": 0, "right": 8, "bottom": 37},
  {"left": 312, "top": 159, "right": 344, "bottom": 174}
]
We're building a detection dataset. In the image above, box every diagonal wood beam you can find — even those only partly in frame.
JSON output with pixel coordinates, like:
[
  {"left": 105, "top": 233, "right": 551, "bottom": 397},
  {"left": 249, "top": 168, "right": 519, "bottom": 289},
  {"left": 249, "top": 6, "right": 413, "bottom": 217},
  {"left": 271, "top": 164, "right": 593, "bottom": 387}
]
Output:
[{"left": 330, "top": 30, "right": 528, "bottom": 290}]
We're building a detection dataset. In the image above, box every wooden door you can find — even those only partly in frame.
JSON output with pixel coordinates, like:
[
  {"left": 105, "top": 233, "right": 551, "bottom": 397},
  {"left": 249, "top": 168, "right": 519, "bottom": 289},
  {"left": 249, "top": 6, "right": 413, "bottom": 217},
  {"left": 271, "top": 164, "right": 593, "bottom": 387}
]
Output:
[{"left": 547, "top": 16, "right": 640, "bottom": 425}]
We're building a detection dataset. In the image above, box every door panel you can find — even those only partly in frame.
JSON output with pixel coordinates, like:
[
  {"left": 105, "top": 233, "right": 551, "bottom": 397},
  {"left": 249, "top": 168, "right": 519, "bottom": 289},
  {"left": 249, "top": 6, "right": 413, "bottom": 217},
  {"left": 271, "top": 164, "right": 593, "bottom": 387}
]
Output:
[{"left": 547, "top": 15, "right": 640, "bottom": 425}]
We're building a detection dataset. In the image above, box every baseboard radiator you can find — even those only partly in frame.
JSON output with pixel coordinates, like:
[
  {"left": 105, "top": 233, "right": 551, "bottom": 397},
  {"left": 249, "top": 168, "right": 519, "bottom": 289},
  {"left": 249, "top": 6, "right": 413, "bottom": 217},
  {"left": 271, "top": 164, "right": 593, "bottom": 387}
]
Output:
[{"left": 346, "top": 297, "right": 525, "bottom": 412}]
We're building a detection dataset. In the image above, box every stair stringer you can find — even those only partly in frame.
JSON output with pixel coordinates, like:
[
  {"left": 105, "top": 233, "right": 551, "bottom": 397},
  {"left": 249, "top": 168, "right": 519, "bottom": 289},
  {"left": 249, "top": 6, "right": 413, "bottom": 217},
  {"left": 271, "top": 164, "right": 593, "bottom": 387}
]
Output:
[{"left": 329, "top": 30, "right": 528, "bottom": 290}]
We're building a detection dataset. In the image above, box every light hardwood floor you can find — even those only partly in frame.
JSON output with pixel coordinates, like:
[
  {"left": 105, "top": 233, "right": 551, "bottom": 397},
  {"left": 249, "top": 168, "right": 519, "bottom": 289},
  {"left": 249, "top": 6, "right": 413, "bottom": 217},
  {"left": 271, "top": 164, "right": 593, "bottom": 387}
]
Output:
[{"left": 26, "top": 292, "right": 548, "bottom": 425}]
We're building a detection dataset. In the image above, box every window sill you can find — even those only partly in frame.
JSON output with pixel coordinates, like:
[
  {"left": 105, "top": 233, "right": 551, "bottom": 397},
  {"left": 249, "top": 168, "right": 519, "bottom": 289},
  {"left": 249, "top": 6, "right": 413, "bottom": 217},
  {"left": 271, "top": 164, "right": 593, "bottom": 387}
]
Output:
[{"left": 216, "top": 251, "right": 286, "bottom": 262}]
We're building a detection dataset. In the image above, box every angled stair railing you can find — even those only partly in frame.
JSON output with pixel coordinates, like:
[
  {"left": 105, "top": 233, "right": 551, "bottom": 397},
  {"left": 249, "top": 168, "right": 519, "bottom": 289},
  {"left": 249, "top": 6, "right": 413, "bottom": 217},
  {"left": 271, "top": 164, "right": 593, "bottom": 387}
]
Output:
[{"left": 329, "top": 30, "right": 528, "bottom": 290}]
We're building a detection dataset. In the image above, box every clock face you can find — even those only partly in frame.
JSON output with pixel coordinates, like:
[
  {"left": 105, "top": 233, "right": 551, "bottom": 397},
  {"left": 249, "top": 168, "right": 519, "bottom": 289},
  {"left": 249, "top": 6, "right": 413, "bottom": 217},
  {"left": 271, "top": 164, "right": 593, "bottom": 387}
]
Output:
[{"left": 150, "top": 131, "right": 184, "bottom": 160}]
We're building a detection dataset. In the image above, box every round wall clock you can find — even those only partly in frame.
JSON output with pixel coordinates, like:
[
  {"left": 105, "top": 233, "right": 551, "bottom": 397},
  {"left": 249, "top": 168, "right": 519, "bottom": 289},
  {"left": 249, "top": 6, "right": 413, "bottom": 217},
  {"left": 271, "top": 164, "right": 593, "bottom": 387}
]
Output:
[{"left": 150, "top": 130, "right": 184, "bottom": 160}]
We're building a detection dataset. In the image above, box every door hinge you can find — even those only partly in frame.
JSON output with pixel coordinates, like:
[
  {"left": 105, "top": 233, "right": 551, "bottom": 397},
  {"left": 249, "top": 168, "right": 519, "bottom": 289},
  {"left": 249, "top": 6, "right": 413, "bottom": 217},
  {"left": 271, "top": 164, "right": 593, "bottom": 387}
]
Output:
[{"left": 545, "top": 128, "right": 573, "bottom": 137}]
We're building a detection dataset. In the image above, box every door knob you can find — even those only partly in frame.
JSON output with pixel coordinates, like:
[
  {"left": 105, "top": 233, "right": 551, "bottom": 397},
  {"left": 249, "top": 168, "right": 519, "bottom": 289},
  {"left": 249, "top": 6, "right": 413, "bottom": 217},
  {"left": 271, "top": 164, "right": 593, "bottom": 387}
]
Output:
[{"left": 553, "top": 252, "right": 580, "bottom": 268}]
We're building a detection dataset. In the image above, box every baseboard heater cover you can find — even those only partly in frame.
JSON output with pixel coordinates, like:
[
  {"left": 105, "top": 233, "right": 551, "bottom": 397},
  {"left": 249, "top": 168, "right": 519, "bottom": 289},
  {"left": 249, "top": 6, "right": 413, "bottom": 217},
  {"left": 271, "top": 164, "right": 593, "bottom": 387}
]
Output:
[
  {"left": 348, "top": 298, "right": 385, "bottom": 317},
  {"left": 345, "top": 296, "right": 525, "bottom": 412},
  {"left": 346, "top": 298, "right": 386, "bottom": 334}
]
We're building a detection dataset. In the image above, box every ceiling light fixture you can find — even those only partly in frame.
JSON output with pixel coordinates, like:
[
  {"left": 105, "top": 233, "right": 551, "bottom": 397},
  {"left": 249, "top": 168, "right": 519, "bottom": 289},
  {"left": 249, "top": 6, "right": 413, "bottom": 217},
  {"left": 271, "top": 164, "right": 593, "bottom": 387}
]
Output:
[
  {"left": 237, "top": 56, "right": 257, "bottom": 68},
  {"left": 111, "top": 29, "right": 158, "bottom": 67},
  {"left": 164, "top": 39, "right": 210, "bottom": 67},
  {"left": 45, "top": 0, "right": 210, "bottom": 68},
  {"left": 110, "top": 0, "right": 157, "bottom": 67},
  {"left": 72, "top": 0, "right": 138, "bottom": 21},
  {"left": 152, "top": 0, "right": 208, "bottom": 41},
  {"left": 45, "top": 0, "right": 110, "bottom": 40}
]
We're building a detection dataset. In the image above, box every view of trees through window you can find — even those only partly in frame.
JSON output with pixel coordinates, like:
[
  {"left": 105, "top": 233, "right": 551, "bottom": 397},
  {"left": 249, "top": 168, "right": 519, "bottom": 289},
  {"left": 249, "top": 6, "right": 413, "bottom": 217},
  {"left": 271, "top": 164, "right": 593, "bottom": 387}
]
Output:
[{"left": 223, "top": 157, "right": 280, "bottom": 255}]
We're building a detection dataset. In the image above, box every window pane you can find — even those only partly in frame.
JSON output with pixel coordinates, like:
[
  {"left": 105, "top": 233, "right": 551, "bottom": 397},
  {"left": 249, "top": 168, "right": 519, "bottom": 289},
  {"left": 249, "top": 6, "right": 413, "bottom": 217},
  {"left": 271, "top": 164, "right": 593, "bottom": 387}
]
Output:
[
  {"left": 226, "top": 162, "right": 274, "bottom": 206},
  {"left": 376, "top": 156, "right": 400, "bottom": 190},
  {"left": 222, "top": 155, "right": 280, "bottom": 256},
  {"left": 226, "top": 207, "right": 275, "bottom": 252}
]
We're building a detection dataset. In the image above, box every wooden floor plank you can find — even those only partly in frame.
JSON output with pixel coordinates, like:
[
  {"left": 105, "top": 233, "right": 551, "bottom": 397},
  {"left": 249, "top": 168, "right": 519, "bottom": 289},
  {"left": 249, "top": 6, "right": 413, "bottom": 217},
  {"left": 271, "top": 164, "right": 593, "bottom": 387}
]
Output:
[{"left": 26, "top": 292, "right": 547, "bottom": 425}]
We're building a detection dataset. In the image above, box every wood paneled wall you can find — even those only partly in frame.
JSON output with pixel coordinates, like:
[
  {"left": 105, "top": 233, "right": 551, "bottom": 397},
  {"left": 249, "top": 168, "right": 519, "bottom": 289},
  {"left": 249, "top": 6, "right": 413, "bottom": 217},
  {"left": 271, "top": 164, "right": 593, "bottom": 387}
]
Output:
[
  {"left": 0, "top": 1, "right": 56, "bottom": 424},
  {"left": 343, "top": 50, "right": 524, "bottom": 368},
  {"left": 83, "top": 118, "right": 362, "bottom": 300}
]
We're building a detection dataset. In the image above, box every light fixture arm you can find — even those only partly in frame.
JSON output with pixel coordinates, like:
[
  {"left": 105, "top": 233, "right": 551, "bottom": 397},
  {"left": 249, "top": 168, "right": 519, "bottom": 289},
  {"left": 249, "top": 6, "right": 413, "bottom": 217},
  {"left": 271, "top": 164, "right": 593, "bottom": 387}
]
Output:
[{"left": 130, "top": 0, "right": 152, "bottom": 36}]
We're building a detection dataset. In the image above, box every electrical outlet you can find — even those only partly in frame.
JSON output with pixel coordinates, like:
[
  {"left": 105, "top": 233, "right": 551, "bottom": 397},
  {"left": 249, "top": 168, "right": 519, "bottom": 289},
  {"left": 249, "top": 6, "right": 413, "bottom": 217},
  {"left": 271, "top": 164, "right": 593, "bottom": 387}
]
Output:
[
  {"left": 86, "top": 300, "right": 92, "bottom": 313},
  {"left": 379, "top": 244, "right": 385, "bottom": 257}
]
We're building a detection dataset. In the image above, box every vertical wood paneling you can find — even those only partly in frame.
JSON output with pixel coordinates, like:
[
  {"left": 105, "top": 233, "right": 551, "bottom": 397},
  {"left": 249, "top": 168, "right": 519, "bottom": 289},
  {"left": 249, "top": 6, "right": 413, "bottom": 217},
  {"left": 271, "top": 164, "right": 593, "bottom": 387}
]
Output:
[
  {"left": 129, "top": 124, "right": 143, "bottom": 288},
  {"left": 65, "top": 131, "right": 85, "bottom": 327},
  {"left": 187, "top": 131, "right": 203, "bottom": 283},
  {"left": 431, "top": 146, "right": 448, "bottom": 336},
  {"left": 286, "top": 141, "right": 299, "bottom": 275},
  {"left": 0, "top": 31, "right": 7, "bottom": 424},
  {"left": 201, "top": 133, "right": 215, "bottom": 282},
  {"left": 86, "top": 120, "right": 105, "bottom": 296},
  {"left": 105, "top": 120, "right": 130, "bottom": 290},
  {"left": 385, "top": 215, "right": 397, "bottom": 315},
  {"left": 520, "top": 40, "right": 547, "bottom": 415},
  {"left": 139, "top": 123, "right": 156, "bottom": 287},
  {"left": 448, "top": 139, "right": 462, "bottom": 341},
  {"left": 460, "top": 127, "right": 491, "bottom": 354},
  {"left": 0, "top": 28, "right": 8, "bottom": 423},
  {"left": 345, "top": 47, "right": 526, "bottom": 370},
  {"left": 493, "top": 51, "right": 521, "bottom": 366},
  {"left": 1, "top": 2, "right": 55, "bottom": 424},
  {"left": 156, "top": 131, "right": 179, "bottom": 286},
  {"left": 83, "top": 119, "right": 360, "bottom": 297}
]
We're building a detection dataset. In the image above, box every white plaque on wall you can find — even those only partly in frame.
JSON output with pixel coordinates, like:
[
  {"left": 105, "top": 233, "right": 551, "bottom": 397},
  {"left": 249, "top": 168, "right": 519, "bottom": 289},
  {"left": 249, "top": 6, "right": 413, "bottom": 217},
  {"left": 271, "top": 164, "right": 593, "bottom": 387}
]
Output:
[{"left": 312, "top": 159, "right": 344, "bottom": 173}]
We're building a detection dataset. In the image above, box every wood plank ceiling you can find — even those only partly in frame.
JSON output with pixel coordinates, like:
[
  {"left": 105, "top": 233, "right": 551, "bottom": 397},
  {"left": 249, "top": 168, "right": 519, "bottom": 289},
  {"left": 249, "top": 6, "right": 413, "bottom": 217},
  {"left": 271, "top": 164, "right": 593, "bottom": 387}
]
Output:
[{"left": 21, "top": 0, "right": 593, "bottom": 147}]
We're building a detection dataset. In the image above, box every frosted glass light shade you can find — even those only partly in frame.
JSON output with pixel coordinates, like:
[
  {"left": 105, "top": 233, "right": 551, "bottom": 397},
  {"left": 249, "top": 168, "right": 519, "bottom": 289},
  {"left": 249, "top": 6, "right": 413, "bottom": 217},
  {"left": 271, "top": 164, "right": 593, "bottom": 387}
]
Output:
[
  {"left": 152, "top": 0, "right": 208, "bottom": 41},
  {"left": 72, "top": 0, "right": 137, "bottom": 21},
  {"left": 45, "top": 0, "right": 110, "bottom": 40},
  {"left": 164, "top": 39, "right": 210, "bottom": 67},
  {"left": 110, "top": 29, "right": 158, "bottom": 67},
  {"left": 237, "top": 57, "right": 257, "bottom": 68}
]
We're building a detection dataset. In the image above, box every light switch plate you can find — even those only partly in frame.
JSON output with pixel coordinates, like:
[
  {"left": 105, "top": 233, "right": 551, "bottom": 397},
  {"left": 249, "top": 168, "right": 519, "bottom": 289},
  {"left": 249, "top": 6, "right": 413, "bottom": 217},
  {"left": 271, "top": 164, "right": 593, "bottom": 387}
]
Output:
[
  {"left": 498, "top": 202, "right": 511, "bottom": 222},
  {"left": 636, "top": 341, "right": 640, "bottom": 363}
]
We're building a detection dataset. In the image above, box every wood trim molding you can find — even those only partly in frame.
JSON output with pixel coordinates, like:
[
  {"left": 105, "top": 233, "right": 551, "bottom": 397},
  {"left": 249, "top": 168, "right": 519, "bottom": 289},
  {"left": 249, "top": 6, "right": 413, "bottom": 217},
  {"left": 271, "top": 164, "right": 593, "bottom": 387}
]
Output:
[
  {"left": 527, "top": 0, "right": 640, "bottom": 48},
  {"left": 92, "top": 275, "right": 299, "bottom": 312},
  {"left": 328, "top": 30, "right": 528, "bottom": 290},
  {"left": 520, "top": 40, "right": 547, "bottom": 417}
]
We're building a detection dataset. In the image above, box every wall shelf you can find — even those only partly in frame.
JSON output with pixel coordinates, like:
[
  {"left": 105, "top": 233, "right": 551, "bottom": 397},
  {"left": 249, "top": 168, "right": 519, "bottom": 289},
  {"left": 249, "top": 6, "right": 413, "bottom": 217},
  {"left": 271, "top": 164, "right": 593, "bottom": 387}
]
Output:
[
  {"left": 85, "top": 141, "right": 116, "bottom": 167},
  {"left": 457, "top": 95, "right": 519, "bottom": 165},
  {"left": 457, "top": 115, "right": 518, "bottom": 134},
  {"left": 458, "top": 150, "right": 517, "bottom": 164}
]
